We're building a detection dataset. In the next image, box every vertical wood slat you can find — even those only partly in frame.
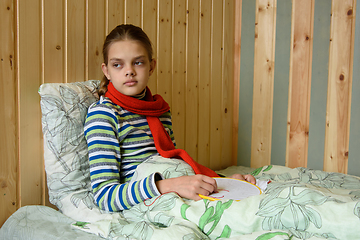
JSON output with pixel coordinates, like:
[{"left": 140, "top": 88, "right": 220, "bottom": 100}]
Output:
[
  {"left": 44, "top": 0, "right": 65, "bottom": 83},
  {"left": 19, "top": 0, "right": 44, "bottom": 207},
  {"left": 233, "top": 0, "right": 242, "bottom": 167},
  {"left": 185, "top": 0, "right": 199, "bottom": 161},
  {"left": 125, "top": 0, "right": 141, "bottom": 26},
  {"left": 324, "top": 0, "right": 356, "bottom": 174},
  {"left": 198, "top": 0, "right": 211, "bottom": 167},
  {"left": 157, "top": 0, "right": 172, "bottom": 105},
  {"left": 0, "top": 0, "right": 18, "bottom": 227},
  {"left": 172, "top": 0, "right": 186, "bottom": 149},
  {"left": 286, "top": 0, "right": 314, "bottom": 169},
  {"left": 88, "top": 0, "right": 106, "bottom": 80},
  {"left": 250, "top": 0, "right": 276, "bottom": 168},
  {"left": 108, "top": 0, "right": 125, "bottom": 33},
  {"left": 209, "top": 0, "right": 223, "bottom": 170},
  {"left": 142, "top": 0, "right": 158, "bottom": 92},
  {"left": 221, "top": 0, "right": 235, "bottom": 169},
  {"left": 67, "top": 0, "right": 86, "bottom": 83}
]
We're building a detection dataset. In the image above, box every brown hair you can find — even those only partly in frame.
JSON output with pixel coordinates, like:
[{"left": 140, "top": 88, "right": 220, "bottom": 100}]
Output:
[{"left": 98, "top": 24, "right": 154, "bottom": 96}]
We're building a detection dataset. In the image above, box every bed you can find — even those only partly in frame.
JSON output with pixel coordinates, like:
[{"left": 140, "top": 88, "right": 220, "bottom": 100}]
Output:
[{"left": 1, "top": 80, "right": 359, "bottom": 240}]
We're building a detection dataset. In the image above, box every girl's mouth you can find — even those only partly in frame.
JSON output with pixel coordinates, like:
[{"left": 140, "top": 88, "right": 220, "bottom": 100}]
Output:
[{"left": 124, "top": 80, "right": 137, "bottom": 86}]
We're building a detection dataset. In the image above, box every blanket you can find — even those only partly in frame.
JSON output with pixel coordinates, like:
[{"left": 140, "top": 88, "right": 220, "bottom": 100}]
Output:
[{"left": 2, "top": 158, "right": 360, "bottom": 240}]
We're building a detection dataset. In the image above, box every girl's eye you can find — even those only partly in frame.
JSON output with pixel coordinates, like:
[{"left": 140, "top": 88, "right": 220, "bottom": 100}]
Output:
[
  {"left": 113, "top": 63, "right": 122, "bottom": 68},
  {"left": 134, "top": 61, "right": 143, "bottom": 66}
]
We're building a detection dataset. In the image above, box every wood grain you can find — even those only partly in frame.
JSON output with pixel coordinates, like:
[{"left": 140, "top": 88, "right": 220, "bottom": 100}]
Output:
[
  {"left": 324, "top": 0, "right": 356, "bottom": 174},
  {"left": 67, "top": 0, "right": 86, "bottom": 82},
  {"left": 221, "top": 0, "right": 235, "bottom": 169},
  {"left": 185, "top": 0, "right": 199, "bottom": 161},
  {"left": 172, "top": 0, "right": 186, "bottom": 149},
  {"left": 141, "top": 0, "right": 158, "bottom": 92},
  {"left": 286, "top": 0, "right": 314, "bottom": 169},
  {"left": 88, "top": 0, "right": 106, "bottom": 80},
  {"left": 157, "top": 0, "right": 172, "bottom": 105},
  {"left": 198, "top": 0, "right": 211, "bottom": 167},
  {"left": 0, "top": 0, "right": 18, "bottom": 227},
  {"left": 125, "top": 0, "right": 141, "bottom": 26},
  {"left": 19, "top": 0, "right": 44, "bottom": 207},
  {"left": 108, "top": 0, "right": 125, "bottom": 32},
  {"left": 209, "top": 0, "right": 223, "bottom": 170},
  {"left": 251, "top": 0, "right": 276, "bottom": 168}
]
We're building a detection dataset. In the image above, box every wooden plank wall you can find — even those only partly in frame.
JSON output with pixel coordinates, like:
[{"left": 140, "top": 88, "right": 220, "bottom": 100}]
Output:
[
  {"left": 1, "top": 0, "right": 359, "bottom": 228},
  {"left": 0, "top": 0, "right": 18, "bottom": 228},
  {"left": 237, "top": 0, "right": 359, "bottom": 176},
  {"left": 0, "top": 0, "right": 236, "bottom": 227}
]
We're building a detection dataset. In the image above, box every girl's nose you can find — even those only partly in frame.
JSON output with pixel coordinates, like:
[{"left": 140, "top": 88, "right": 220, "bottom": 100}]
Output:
[{"left": 125, "top": 66, "right": 135, "bottom": 77}]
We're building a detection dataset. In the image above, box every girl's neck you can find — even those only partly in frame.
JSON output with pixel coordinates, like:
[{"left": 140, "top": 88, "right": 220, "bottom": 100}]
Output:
[{"left": 132, "top": 88, "right": 147, "bottom": 100}]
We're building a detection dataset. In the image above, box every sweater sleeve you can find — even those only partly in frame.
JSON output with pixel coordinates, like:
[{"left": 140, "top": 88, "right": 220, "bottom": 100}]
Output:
[
  {"left": 160, "top": 111, "right": 176, "bottom": 147},
  {"left": 84, "top": 103, "right": 162, "bottom": 211}
]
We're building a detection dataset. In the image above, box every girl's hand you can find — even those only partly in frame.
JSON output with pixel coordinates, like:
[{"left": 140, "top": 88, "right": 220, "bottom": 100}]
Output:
[
  {"left": 156, "top": 175, "right": 218, "bottom": 201},
  {"left": 228, "top": 173, "right": 256, "bottom": 185}
]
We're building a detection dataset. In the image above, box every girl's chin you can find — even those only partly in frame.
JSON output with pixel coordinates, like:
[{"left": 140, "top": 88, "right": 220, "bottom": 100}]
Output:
[{"left": 121, "top": 88, "right": 145, "bottom": 97}]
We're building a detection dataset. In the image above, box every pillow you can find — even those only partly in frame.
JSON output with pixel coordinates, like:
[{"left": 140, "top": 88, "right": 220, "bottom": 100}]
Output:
[{"left": 39, "top": 80, "right": 121, "bottom": 222}]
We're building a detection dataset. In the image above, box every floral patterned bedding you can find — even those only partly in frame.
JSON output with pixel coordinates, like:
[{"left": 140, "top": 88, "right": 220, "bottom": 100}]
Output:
[
  {"left": 1, "top": 164, "right": 360, "bottom": 240},
  {"left": 1, "top": 80, "right": 359, "bottom": 239}
]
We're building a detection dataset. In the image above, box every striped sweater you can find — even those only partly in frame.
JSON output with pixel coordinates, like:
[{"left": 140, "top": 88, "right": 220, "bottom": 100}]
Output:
[{"left": 84, "top": 96, "right": 175, "bottom": 211}]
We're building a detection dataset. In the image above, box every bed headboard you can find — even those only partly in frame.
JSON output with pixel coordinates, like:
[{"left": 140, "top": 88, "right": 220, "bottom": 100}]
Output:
[{"left": 1, "top": 0, "right": 359, "bottom": 227}]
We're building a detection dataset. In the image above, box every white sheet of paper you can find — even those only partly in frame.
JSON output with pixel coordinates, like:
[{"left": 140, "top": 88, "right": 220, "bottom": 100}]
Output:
[{"left": 202, "top": 178, "right": 262, "bottom": 201}]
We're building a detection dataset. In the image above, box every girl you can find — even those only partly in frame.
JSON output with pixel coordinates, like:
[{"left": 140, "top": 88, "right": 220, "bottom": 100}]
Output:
[{"left": 84, "top": 24, "right": 255, "bottom": 212}]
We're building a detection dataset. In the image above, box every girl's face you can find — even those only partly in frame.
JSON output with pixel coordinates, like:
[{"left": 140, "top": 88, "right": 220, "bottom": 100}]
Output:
[{"left": 102, "top": 40, "right": 156, "bottom": 96}]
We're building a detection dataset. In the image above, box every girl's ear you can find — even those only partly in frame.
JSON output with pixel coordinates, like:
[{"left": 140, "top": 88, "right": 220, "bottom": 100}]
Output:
[
  {"left": 149, "top": 59, "right": 156, "bottom": 76},
  {"left": 102, "top": 63, "right": 110, "bottom": 80}
]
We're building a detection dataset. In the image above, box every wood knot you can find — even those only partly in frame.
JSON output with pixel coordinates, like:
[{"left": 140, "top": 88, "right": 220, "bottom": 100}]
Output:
[
  {"left": 7, "top": 6, "right": 10, "bottom": 10},
  {"left": 224, "top": 108, "right": 228, "bottom": 113},
  {"left": 305, "top": 36, "right": 309, "bottom": 40},
  {"left": 347, "top": 9, "right": 353, "bottom": 16},
  {"left": 339, "top": 74, "right": 345, "bottom": 81},
  {"left": 344, "top": 151, "right": 349, "bottom": 157},
  {"left": 56, "top": 45, "right": 61, "bottom": 50}
]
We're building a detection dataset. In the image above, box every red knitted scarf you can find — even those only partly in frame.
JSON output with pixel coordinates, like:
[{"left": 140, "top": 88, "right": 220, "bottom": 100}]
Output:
[{"left": 105, "top": 82, "right": 219, "bottom": 177}]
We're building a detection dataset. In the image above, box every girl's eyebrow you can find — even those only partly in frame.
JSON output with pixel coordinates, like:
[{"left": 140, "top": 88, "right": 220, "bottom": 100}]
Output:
[{"left": 109, "top": 55, "right": 146, "bottom": 62}]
